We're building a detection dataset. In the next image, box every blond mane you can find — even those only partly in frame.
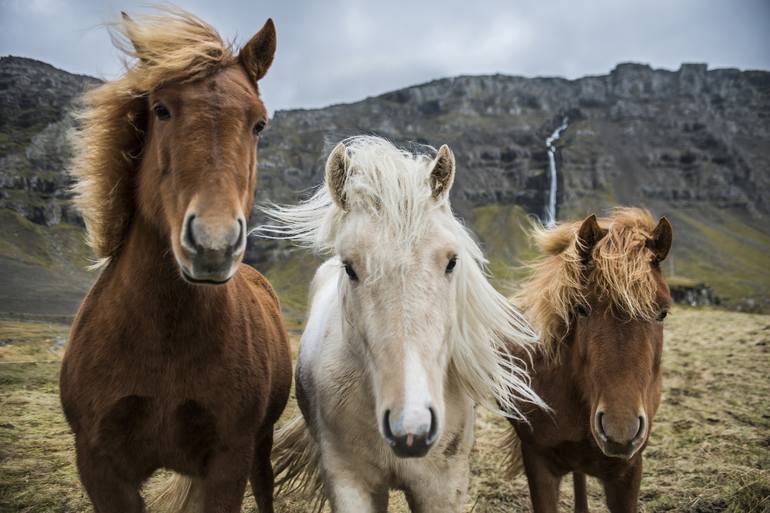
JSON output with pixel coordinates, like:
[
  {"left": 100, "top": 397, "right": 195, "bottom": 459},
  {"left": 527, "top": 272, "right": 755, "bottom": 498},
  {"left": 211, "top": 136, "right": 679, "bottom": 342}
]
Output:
[
  {"left": 70, "top": 7, "right": 236, "bottom": 264},
  {"left": 514, "top": 208, "right": 661, "bottom": 359},
  {"left": 258, "top": 136, "right": 545, "bottom": 418}
]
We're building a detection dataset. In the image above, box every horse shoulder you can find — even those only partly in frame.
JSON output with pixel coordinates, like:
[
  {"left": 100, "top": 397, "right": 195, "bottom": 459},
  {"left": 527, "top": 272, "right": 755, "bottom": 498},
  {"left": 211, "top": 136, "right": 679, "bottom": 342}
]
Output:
[{"left": 238, "top": 263, "right": 280, "bottom": 309}]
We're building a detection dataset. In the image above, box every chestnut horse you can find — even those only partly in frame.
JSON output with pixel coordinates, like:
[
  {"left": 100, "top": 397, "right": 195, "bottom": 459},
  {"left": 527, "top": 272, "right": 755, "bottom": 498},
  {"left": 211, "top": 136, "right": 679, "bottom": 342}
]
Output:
[
  {"left": 59, "top": 9, "right": 291, "bottom": 513},
  {"left": 508, "top": 208, "right": 673, "bottom": 513}
]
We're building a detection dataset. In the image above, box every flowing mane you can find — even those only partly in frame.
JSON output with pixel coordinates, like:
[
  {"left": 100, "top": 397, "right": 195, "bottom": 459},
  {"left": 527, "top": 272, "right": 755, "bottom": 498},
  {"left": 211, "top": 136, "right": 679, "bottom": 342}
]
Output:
[
  {"left": 258, "top": 136, "right": 544, "bottom": 417},
  {"left": 70, "top": 7, "right": 236, "bottom": 264},
  {"left": 514, "top": 208, "right": 662, "bottom": 358}
]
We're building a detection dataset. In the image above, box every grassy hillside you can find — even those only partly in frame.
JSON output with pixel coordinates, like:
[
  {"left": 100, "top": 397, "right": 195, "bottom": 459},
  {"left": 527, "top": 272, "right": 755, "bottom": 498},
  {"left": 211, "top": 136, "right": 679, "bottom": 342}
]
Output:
[
  {"left": 1, "top": 308, "right": 768, "bottom": 512},
  {"left": 0, "top": 209, "right": 92, "bottom": 317}
]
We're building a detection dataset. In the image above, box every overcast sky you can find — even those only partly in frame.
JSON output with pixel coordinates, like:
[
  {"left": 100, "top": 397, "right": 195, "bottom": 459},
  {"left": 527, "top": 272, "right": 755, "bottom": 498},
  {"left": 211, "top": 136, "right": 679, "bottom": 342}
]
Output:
[{"left": 2, "top": 0, "right": 769, "bottom": 112}]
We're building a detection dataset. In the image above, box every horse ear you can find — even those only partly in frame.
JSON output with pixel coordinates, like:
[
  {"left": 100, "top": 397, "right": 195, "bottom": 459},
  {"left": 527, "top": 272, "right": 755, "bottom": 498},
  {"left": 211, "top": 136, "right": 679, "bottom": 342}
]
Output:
[
  {"left": 647, "top": 217, "right": 673, "bottom": 264},
  {"left": 120, "top": 12, "right": 148, "bottom": 60},
  {"left": 430, "top": 145, "right": 455, "bottom": 200},
  {"left": 239, "top": 18, "right": 277, "bottom": 84},
  {"left": 577, "top": 214, "right": 607, "bottom": 262},
  {"left": 326, "top": 143, "right": 349, "bottom": 210}
]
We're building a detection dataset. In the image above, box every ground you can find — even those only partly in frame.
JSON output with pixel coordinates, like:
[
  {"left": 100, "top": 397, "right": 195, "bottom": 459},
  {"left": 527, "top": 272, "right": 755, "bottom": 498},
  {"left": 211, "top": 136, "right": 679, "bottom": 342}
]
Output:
[{"left": 0, "top": 308, "right": 768, "bottom": 512}]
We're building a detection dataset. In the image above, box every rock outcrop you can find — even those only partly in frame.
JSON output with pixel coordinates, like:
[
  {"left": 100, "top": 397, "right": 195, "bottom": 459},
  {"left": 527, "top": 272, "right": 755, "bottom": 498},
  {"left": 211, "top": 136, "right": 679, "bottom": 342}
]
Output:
[{"left": 1, "top": 56, "right": 769, "bottom": 313}]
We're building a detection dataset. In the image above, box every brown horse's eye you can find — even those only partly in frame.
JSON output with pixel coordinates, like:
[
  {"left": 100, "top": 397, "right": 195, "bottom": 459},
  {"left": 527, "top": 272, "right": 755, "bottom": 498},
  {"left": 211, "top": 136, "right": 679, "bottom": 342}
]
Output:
[
  {"left": 343, "top": 262, "right": 358, "bottom": 282},
  {"left": 153, "top": 103, "right": 171, "bottom": 121},
  {"left": 445, "top": 255, "right": 458, "bottom": 274},
  {"left": 253, "top": 119, "right": 266, "bottom": 135},
  {"left": 576, "top": 304, "right": 589, "bottom": 317},
  {"left": 657, "top": 309, "right": 669, "bottom": 322}
]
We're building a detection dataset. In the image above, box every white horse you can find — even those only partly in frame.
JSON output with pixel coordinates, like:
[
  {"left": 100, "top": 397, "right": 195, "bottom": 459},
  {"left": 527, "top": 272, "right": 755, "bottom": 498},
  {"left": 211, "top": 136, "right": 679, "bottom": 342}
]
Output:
[{"left": 260, "top": 136, "right": 543, "bottom": 513}]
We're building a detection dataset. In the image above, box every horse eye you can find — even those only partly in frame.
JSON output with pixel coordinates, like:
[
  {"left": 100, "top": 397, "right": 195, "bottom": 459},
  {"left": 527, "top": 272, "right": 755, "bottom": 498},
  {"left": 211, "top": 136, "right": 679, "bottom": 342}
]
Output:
[
  {"left": 657, "top": 309, "right": 669, "bottom": 322},
  {"left": 343, "top": 262, "right": 358, "bottom": 282},
  {"left": 576, "top": 304, "right": 589, "bottom": 317},
  {"left": 445, "top": 255, "right": 458, "bottom": 274},
  {"left": 153, "top": 103, "right": 171, "bottom": 121},
  {"left": 253, "top": 119, "right": 266, "bottom": 135}
]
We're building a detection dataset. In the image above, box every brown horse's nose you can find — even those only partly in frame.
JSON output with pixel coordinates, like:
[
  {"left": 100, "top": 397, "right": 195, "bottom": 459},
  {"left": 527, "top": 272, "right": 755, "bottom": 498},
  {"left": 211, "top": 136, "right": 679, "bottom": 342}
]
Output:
[
  {"left": 180, "top": 213, "right": 245, "bottom": 283},
  {"left": 182, "top": 214, "right": 244, "bottom": 256},
  {"left": 595, "top": 410, "right": 646, "bottom": 459}
]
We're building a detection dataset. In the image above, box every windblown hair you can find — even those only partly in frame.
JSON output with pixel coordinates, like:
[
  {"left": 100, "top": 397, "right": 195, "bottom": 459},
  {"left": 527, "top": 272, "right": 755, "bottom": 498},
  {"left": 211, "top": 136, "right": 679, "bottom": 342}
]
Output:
[
  {"left": 70, "top": 7, "right": 236, "bottom": 264},
  {"left": 514, "top": 208, "right": 662, "bottom": 359},
  {"left": 258, "top": 136, "right": 544, "bottom": 417}
]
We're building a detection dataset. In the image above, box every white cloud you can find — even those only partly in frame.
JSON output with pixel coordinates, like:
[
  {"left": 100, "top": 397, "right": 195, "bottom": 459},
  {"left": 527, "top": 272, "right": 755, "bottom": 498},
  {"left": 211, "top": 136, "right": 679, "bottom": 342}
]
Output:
[{"left": 1, "top": 0, "right": 768, "bottom": 111}]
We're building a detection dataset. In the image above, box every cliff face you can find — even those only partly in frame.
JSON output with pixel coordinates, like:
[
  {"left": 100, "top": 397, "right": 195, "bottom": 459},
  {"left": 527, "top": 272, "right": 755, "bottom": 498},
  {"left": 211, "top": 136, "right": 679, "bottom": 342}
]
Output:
[
  {"left": 256, "top": 63, "right": 770, "bottom": 217},
  {"left": 1, "top": 56, "right": 768, "bottom": 315},
  {"left": 0, "top": 57, "right": 98, "bottom": 226}
]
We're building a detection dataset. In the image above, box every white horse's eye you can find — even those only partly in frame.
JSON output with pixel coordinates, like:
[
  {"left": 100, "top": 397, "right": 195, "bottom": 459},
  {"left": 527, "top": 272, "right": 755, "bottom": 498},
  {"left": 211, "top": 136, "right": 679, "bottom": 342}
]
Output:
[
  {"left": 343, "top": 262, "right": 359, "bottom": 281},
  {"left": 445, "top": 255, "right": 458, "bottom": 274}
]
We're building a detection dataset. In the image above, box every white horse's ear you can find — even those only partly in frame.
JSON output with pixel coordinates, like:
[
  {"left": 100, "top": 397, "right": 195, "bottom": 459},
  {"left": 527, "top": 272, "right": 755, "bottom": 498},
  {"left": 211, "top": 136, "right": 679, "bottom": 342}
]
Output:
[
  {"left": 430, "top": 144, "right": 455, "bottom": 200},
  {"left": 326, "top": 143, "right": 349, "bottom": 210}
]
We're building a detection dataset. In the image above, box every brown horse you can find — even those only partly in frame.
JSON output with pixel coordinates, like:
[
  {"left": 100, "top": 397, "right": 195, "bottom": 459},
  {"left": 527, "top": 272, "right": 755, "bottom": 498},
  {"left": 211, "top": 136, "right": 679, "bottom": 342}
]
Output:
[
  {"left": 59, "top": 8, "right": 291, "bottom": 513},
  {"left": 508, "top": 208, "right": 672, "bottom": 513}
]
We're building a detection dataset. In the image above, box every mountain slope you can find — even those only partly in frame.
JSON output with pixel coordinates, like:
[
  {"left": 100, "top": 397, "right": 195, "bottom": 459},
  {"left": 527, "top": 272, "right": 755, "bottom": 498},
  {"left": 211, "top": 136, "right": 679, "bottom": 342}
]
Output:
[{"left": 1, "top": 56, "right": 768, "bottom": 315}]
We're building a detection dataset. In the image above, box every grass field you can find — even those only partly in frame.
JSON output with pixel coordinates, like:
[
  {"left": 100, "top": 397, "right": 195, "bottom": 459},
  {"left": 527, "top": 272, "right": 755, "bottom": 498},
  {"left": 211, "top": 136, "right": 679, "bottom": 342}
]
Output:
[{"left": 0, "top": 308, "right": 768, "bottom": 512}]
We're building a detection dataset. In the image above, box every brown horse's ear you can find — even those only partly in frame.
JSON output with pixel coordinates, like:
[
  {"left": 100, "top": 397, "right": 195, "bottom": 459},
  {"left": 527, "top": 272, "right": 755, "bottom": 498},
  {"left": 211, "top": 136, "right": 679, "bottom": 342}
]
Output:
[
  {"left": 430, "top": 145, "right": 455, "bottom": 200},
  {"left": 577, "top": 214, "right": 607, "bottom": 262},
  {"left": 647, "top": 217, "right": 673, "bottom": 264},
  {"left": 326, "top": 143, "right": 349, "bottom": 210},
  {"left": 239, "top": 18, "right": 277, "bottom": 84},
  {"left": 120, "top": 12, "right": 148, "bottom": 61}
]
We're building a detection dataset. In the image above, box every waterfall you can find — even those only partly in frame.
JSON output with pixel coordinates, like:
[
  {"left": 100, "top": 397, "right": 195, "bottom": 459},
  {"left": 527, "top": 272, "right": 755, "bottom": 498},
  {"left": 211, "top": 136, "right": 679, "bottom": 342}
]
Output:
[{"left": 544, "top": 117, "right": 569, "bottom": 227}]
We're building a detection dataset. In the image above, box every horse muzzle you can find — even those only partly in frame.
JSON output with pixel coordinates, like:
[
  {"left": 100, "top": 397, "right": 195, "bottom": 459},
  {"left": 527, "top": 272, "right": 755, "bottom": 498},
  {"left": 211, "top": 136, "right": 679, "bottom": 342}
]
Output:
[
  {"left": 179, "top": 212, "right": 245, "bottom": 285},
  {"left": 381, "top": 407, "right": 439, "bottom": 458},
  {"left": 593, "top": 409, "right": 647, "bottom": 460}
]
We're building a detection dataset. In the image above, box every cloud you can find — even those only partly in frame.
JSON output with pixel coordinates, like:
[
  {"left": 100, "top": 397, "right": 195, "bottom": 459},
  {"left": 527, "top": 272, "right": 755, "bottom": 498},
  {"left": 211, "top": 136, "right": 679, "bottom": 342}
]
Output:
[{"left": 1, "top": 0, "right": 768, "bottom": 112}]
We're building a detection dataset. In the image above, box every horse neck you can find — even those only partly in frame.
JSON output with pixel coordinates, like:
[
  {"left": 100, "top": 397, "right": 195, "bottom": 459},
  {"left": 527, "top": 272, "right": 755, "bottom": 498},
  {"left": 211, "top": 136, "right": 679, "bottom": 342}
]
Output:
[{"left": 106, "top": 213, "right": 231, "bottom": 327}]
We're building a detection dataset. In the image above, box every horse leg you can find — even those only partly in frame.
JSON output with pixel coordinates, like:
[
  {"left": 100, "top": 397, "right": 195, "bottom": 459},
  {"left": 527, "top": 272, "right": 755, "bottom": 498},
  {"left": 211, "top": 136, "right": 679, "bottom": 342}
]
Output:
[
  {"left": 520, "top": 443, "right": 561, "bottom": 513},
  {"left": 250, "top": 430, "right": 275, "bottom": 513},
  {"left": 75, "top": 437, "right": 145, "bottom": 513},
  {"left": 324, "top": 473, "right": 383, "bottom": 513},
  {"left": 573, "top": 472, "right": 589, "bottom": 513},
  {"left": 200, "top": 444, "right": 251, "bottom": 513},
  {"left": 405, "top": 485, "right": 465, "bottom": 513},
  {"left": 601, "top": 459, "right": 642, "bottom": 513},
  {"left": 403, "top": 453, "right": 470, "bottom": 513}
]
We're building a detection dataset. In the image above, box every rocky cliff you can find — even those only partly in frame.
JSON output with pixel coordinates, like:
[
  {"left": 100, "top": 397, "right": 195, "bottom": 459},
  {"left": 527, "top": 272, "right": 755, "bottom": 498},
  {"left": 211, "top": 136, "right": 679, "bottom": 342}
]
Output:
[{"left": 1, "top": 56, "right": 768, "bottom": 316}]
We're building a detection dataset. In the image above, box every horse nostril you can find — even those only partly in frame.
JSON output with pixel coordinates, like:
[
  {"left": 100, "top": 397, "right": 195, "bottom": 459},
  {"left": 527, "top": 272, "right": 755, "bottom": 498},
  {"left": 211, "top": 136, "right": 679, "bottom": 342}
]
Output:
[
  {"left": 183, "top": 214, "right": 198, "bottom": 253},
  {"left": 633, "top": 415, "right": 646, "bottom": 442},
  {"left": 228, "top": 218, "right": 245, "bottom": 256},
  {"left": 427, "top": 406, "right": 438, "bottom": 445},
  {"left": 382, "top": 409, "right": 395, "bottom": 445},
  {"left": 596, "top": 410, "right": 607, "bottom": 440}
]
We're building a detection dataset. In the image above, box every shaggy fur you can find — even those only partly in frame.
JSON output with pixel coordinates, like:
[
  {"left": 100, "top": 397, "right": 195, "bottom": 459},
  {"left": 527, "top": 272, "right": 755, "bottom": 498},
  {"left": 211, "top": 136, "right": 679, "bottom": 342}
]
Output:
[{"left": 70, "top": 7, "right": 237, "bottom": 264}]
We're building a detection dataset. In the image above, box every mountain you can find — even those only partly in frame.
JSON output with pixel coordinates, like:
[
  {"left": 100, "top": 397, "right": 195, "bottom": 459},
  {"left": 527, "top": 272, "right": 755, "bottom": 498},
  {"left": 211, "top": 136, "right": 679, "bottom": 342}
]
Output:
[{"left": 1, "top": 56, "right": 769, "bottom": 317}]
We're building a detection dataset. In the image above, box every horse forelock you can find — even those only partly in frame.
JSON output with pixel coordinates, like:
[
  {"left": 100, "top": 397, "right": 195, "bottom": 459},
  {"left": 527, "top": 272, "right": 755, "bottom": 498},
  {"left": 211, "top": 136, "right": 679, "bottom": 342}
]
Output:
[{"left": 515, "top": 207, "right": 663, "bottom": 359}]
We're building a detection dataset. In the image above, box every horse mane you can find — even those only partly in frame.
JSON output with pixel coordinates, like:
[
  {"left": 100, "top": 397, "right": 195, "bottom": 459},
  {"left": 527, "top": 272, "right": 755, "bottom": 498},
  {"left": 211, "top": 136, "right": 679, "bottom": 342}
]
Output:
[
  {"left": 70, "top": 6, "right": 236, "bottom": 265},
  {"left": 514, "top": 207, "right": 661, "bottom": 359},
  {"left": 257, "top": 136, "right": 545, "bottom": 418}
]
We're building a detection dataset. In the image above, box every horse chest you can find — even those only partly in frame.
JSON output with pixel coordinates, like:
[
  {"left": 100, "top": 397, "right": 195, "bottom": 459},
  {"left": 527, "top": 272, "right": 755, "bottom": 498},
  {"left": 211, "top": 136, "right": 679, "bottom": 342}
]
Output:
[{"left": 62, "top": 319, "right": 264, "bottom": 470}]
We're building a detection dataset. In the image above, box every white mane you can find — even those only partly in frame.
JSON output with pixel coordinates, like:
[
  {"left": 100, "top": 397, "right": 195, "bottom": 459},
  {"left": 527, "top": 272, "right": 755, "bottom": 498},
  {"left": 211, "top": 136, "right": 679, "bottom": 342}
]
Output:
[{"left": 257, "top": 136, "right": 544, "bottom": 418}]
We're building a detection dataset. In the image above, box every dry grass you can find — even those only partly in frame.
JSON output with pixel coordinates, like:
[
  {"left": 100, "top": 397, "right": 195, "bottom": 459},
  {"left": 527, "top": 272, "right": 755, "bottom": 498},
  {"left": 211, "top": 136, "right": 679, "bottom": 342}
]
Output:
[{"left": 1, "top": 308, "right": 768, "bottom": 512}]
